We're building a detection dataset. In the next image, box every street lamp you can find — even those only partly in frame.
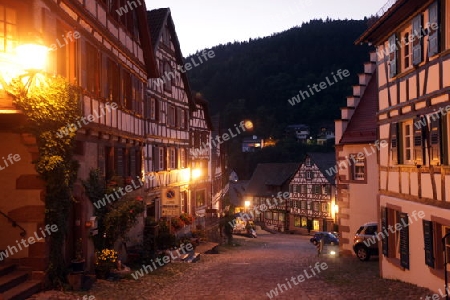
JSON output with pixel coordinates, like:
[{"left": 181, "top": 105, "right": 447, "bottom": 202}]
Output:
[
  {"left": 15, "top": 43, "right": 48, "bottom": 73},
  {"left": 244, "top": 200, "right": 250, "bottom": 214},
  {"left": 0, "top": 41, "right": 48, "bottom": 93}
]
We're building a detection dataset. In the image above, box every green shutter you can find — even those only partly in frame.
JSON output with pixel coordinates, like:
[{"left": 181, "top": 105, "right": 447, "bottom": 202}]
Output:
[
  {"left": 414, "top": 117, "right": 425, "bottom": 165},
  {"left": 390, "top": 123, "right": 399, "bottom": 164},
  {"left": 423, "top": 220, "right": 435, "bottom": 268},
  {"left": 428, "top": 1, "right": 439, "bottom": 56},
  {"left": 412, "top": 14, "right": 423, "bottom": 65},
  {"left": 389, "top": 34, "right": 398, "bottom": 77},
  {"left": 429, "top": 118, "right": 441, "bottom": 165},
  {"left": 441, "top": 117, "right": 449, "bottom": 165},
  {"left": 399, "top": 213, "right": 410, "bottom": 269}
]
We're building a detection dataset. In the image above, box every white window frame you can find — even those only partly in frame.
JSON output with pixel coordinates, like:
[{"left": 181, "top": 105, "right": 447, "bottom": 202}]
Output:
[{"left": 403, "top": 121, "right": 414, "bottom": 164}]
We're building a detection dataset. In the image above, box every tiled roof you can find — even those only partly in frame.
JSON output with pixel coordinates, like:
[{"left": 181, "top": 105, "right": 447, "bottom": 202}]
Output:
[
  {"left": 339, "top": 70, "right": 378, "bottom": 145},
  {"left": 146, "top": 8, "right": 196, "bottom": 112},
  {"left": 307, "top": 152, "right": 336, "bottom": 183},
  {"left": 147, "top": 8, "right": 169, "bottom": 51},
  {"left": 246, "top": 163, "right": 300, "bottom": 196}
]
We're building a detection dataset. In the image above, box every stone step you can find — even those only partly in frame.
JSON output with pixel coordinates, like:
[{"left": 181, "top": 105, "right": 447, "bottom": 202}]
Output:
[
  {"left": 11, "top": 257, "right": 47, "bottom": 271},
  {"left": 0, "top": 264, "right": 16, "bottom": 277},
  {"left": 0, "top": 271, "right": 28, "bottom": 293},
  {"left": 0, "top": 279, "right": 41, "bottom": 300}
]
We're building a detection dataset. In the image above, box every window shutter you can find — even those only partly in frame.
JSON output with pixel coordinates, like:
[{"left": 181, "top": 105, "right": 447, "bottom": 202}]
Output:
[
  {"left": 413, "top": 117, "right": 424, "bottom": 165},
  {"left": 441, "top": 117, "right": 449, "bottom": 165},
  {"left": 381, "top": 207, "right": 388, "bottom": 256},
  {"left": 390, "top": 123, "right": 399, "bottom": 164},
  {"left": 101, "top": 54, "right": 109, "bottom": 98},
  {"left": 429, "top": 118, "right": 441, "bottom": 165},
  {"left": 399, "top": 213, "right": 410, "bottom": 269},
  {"left": 98, "top": 144, "right": 105, "bottom": 177},
  {"left": 130, "top": 148, "right": 136, "bottom": 177},
  {"left": 153, "top": 146, "right": 159, "bottom": 172},
  {"left": 423, "top": 220, "right": 435, "bottom": 268},
  {"left": 428, "top": 1, "right": 439, "bottom": 56},
  {"left": 412, "top": 14, "right": 423, "bottom": 65},
  {"left": 80, "top": 39, "right": 87, "bottom": 89},
  {"left": 389, "top": 34, "right": 398, "bottom": 77},
  {"left": 115, "top": 147, "right": 124, "bottom": 177}
]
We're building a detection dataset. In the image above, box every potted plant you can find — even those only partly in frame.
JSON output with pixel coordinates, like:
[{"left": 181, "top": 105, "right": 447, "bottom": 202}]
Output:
[
  {"left": 71, "top": 238, "right": 85, "bottom": 273},
  {"left": 95, "top": 248, "right": 118, "bottom": 279}
]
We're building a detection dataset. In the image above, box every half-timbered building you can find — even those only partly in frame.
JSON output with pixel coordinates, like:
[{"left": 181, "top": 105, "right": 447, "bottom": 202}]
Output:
[
  {"left": 357, "top": 0, "right": 450, "bottom": 291},
  {"left": 0, "top": 0, "right": 158, "bottom": 293},
  {"left": 334, "top": 52, "right": 379, "bottom": 255},
  {"left": 246, "top": 163, "right": 299, "bottom": 232},
  {"left": 189, "top": 93, "right": 213, "bottom": 219},
  {"left": 144, "top": 8, "right": 196, "bottom": 221},
  {"left": 288, "top": 153, "right": 337, "bottom": 234}
]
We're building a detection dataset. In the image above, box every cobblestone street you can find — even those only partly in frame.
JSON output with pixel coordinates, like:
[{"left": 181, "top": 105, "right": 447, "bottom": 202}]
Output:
[{"left": 32, "top": 231, "right": 434, "bottom": 300}]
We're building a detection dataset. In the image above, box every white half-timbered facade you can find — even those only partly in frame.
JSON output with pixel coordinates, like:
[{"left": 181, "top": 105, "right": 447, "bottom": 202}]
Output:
[
  {"left": 144, "top": 8, "right": 196, "bottom": 220},
  {"left": 334, "top": 52, "right": 379, "bottom": 255},
  {"left": 357, "top": 0, "right": 450, "bottom": 292},
  {"left": 189, "top": 94, "right": 213, "bottom": 217},
  {"left": 0, "top": 0, "right": 158, "bottom": 278},
  {"left": 246, "top": 163, "right": 299, "bottom": 232},
  {"left": 288, "top": 153, "right": 337, "bottom": 234}
]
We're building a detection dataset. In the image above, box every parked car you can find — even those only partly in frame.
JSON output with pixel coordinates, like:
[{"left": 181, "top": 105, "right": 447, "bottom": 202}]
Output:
[
  {"left": 353, "top": 222, "right": 379, "bottom": 261},
  {"left": 310, "top": 231, "right": 339, "bottom": 245}
]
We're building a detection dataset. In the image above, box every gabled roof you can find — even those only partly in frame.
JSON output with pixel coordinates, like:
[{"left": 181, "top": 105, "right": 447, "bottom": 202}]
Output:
[
  {"left": 193, "top": 93, "right": 214, "bottom": 131},
  {"left": 146, "top": 8, "right": 196, "bottom": 111},
  {"left": 306, "top": 152, "right": 336, "bottom": 183},
  {"left": 339, "top": 70, "right": 378, "bottom": 145},
  {"left": 356, "top": 0, "right": 426, "bottom": 45},
  {"left": 246, "top": 163, "right": 300, "bottom": 196},
  {"left": 135, "top": 3, "right": 158, "bottom": 78}
]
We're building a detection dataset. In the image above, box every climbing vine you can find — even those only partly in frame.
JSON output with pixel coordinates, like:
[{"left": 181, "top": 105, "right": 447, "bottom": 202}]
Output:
[{"left": 8, "top": 74, "right": 81, "bottom": 287}]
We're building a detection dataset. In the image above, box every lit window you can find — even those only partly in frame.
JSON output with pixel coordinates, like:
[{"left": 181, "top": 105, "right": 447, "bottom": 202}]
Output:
[
  {"left": 179, "top": 148, "right": 186, "bottom": 168},
  {"left": 0, "top": 5, "right": 17, "bottom": 53},
  {"left": 158, "top": 147, "right": 164, "bottom": 171},
  {"left": 350, "top": 154, "right": 365, "bottom": 181}
]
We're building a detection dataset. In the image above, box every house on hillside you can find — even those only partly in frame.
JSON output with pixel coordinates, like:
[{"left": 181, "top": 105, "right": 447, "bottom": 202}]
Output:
[
  {"left": 334, "top": 52, "right": 379, "bottom": 255},
  {"left": 245, "top": 163, "right": 299, "bottom": 232},
  {"left": 288, "top": 153, "right": 337, "bottom": 234},
  {"left": 0, "top": 0, "right": 158, "bottom": 287},
  {"left": 285, "top": 124, "right": 310, "bottom": 142},
  {"left": 357, "top": 0, "right": 450, "bottom": 292},
  {"left": 145, "top": 8, "right": 197, "bottom": 221},
  {"left": 316, "top": 127, "right": 335, "bottom": 146}
]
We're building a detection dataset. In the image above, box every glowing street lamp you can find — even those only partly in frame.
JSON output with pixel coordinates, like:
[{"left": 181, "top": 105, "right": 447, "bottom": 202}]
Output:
[
  {"left": 15, "top": 43, "right": 48, "bottom": 73},
  {"left": 0, "top": 41, "right": 49, "bottom": 93},
  {"left": 192, "top": 168, "right": 201, "bottom": 180}
]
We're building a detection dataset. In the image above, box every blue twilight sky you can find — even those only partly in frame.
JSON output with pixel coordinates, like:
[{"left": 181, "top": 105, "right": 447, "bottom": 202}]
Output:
[{"left": 145, "top": 0, "right": 390, "bottom": 56}]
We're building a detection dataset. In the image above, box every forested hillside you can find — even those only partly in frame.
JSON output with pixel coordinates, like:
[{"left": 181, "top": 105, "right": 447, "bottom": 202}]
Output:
[{"left": 185, "top": 18, "right": 375, "bottom": 178}]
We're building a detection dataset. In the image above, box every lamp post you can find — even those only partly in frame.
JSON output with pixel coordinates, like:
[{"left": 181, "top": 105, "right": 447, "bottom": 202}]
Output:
[{"left": 443, "top": 233, "right": 450, "bottom": 300}]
